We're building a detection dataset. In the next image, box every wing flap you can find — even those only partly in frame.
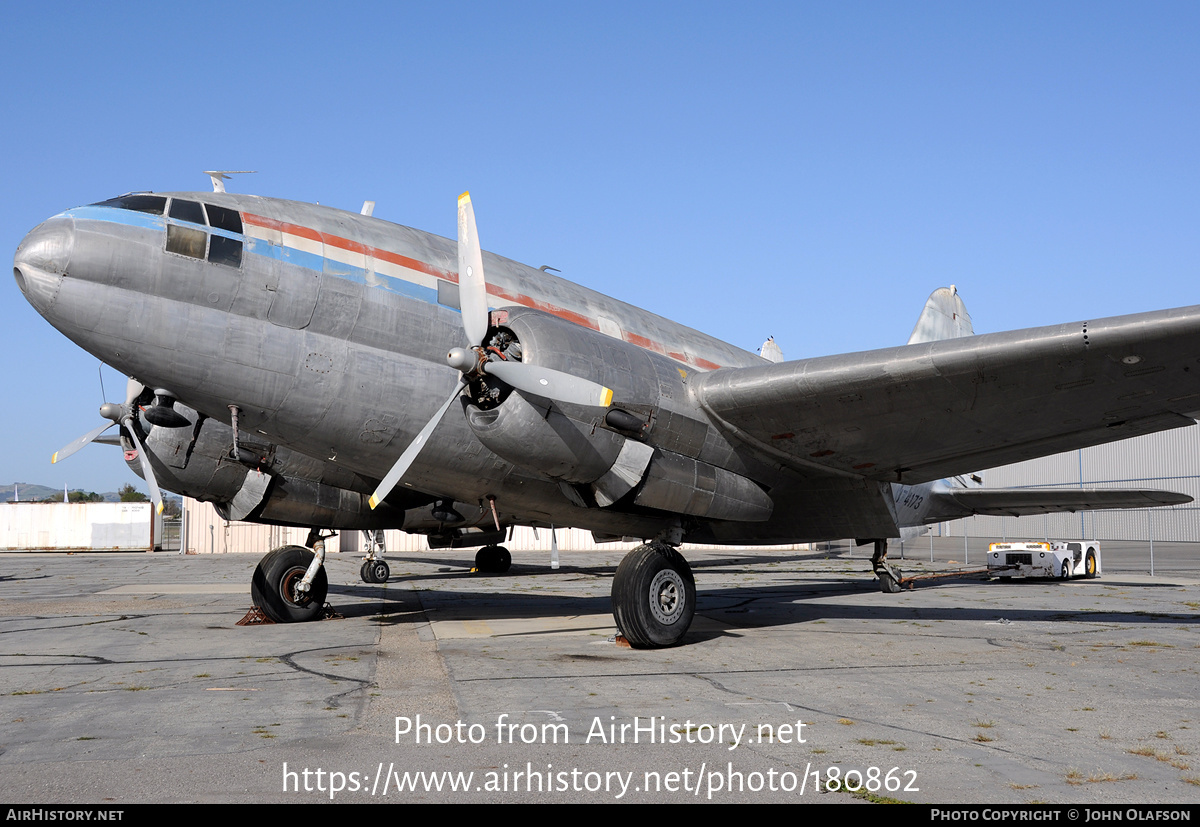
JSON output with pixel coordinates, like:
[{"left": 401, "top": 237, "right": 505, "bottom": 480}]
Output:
[{"left": 696, "top": 304, "right": 1200, "bottom": 483}]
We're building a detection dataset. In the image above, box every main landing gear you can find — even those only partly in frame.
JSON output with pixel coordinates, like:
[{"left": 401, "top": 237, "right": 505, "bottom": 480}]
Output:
[
  {"left": 611, "top": 542, "right": 696, "bottom": 648},
  {"left": 250, "top": 529, "right": 333, "bottom": 623},
  {"left": 251, "top": 544, "right": 329, "bottom": 622},
  {"left": 474, "top": 544, "right": 511, "bottom": 574}
]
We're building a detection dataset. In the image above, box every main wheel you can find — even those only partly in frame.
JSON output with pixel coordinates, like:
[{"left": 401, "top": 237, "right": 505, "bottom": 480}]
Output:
[
  {"left": 474, "top": 545, "right": 512, "bottom": 574},
  {"left": 369, "top": 559, "right": 390, "bottom": 583},
  {"left": 1084, "top": 549, "right": 1098, "bottom": 579},
  {"left": 611, "top": 544, "right": 695, "bottom": 648},
  {"left": 360, "top": 560, "right": 375, "bottom": 583},
  {"left": 251, "top": 546, "right": 328, "bottom": 622},
  {"left": 493, "top": 546, "right": 511, "bottom": 573}
]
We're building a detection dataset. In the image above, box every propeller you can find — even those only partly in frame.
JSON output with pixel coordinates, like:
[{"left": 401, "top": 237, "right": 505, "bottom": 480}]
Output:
[
  {"left": 52, "top": 376, "right": 165, "bottom": 514},
  {"left": 368, "top": 192, "right": 614, "bottom": 509}
]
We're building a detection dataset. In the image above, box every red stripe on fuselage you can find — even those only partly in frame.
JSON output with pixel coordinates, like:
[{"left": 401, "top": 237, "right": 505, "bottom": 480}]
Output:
[{"left": 242, "top": 212, "right": 723, "bottom": 370}]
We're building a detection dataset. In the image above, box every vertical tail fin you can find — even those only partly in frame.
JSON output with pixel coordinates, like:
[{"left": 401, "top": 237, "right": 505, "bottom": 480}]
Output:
[{"left": 908, "top": 285, "right": 973, "bottom": 344}]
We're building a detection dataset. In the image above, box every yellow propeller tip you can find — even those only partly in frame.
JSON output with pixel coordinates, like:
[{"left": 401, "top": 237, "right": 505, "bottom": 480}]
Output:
[
  {"left": 368, "top": 496, "right": 380, "bottom": 510},
  {"left": 458, "top": 191, "right": 471, "bottom": 203},
  {"left": 601, "top": 388, "right": 613, "bottom": 407},
  {"left": 51, "top": 453, "right": 59, "bottom": 464}
]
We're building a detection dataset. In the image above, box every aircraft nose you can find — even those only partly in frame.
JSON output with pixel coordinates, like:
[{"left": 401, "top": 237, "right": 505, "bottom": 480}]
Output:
[{"left": 13, "top": 215, "right": 74, "bottom": 313}]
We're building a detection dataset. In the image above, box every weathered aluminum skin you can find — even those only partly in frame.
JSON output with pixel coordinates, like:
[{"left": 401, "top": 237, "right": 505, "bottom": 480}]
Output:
[{"left": 14, "top": 192, "right": 1200, "bottom": 544}]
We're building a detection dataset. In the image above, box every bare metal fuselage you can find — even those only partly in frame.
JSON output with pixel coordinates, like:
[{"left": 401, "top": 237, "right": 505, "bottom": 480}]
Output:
[{"left": 15, "top": 193, "right": 906, "bottom": 543}]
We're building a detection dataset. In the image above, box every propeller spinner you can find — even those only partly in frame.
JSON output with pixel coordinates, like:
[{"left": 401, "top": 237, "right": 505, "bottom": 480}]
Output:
[{"left": 368, "top": 193, "right": 613, "bottom": 509}]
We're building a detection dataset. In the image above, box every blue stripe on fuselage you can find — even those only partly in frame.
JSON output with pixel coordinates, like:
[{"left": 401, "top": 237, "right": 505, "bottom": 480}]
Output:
[{"left": 64, "top": 205, "right": 449, "bottom": 310}]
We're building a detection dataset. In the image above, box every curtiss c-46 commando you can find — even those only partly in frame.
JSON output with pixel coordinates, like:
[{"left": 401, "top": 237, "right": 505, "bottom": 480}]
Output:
[{"left": 14, "top": 178, "right": 1196, "bottom": 646}]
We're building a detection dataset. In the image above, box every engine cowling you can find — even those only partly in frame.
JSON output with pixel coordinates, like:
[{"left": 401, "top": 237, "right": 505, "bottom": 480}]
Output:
[{"left": 464, "top": 307, "right": 773, "bottom": 521}]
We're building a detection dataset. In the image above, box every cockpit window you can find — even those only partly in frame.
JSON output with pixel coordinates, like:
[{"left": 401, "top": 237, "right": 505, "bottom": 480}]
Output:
[
  {"left": 168, "top": 199, "right": 206, "bottom": 225},
  {"left": 205, "top": 204, "right": 242, "bottom": 234},
  {"left": 92, "top": 194, "right": 167, "bottom": 215},
  {"left": 209, "top": 235, "right": 242, "bottom": 267},
  {"left": 166, "top": 224, "right": 206, "bottom": 259},
  {"left": 159, "top": 198, "right": 244, "bottom": 268}
]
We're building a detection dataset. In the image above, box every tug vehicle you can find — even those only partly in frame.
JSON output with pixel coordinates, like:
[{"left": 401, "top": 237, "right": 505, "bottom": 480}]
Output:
[{"left": 987, "top": 541, "right": 1101, "bottom": 580}]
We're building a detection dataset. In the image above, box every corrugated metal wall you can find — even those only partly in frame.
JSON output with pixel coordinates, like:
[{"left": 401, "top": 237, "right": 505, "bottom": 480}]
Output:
[{"left": 946, "top": 427, "right": 1200, "bottom": 542}]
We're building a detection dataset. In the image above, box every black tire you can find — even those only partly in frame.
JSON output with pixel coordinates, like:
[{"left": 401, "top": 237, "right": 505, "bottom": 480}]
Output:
[
  {"left": 251, "top": 546, "right": 328, "bottom": 622},
  {"left": 611, "top": 544, "right": 695, "bottom": 648},
  {"left": 1061, "top": 558, "right": 1073, "bottom": 580},
  {"left": 474, "top": 546, "right": 492, "bottom": 571},
  {"left": 493, "top": 545, "right": 511, "bottom": 573},
  {"left": 370, "top": 560, "right": 390, "bottom": 583},
  {"left": 474, "top": 545, "right": 512, "bottom": 574},
  {"left": 1084, "top": 549, "right": 1098, "bottom": 579},
  {"left": 360, "top": 560, "right": 374, "bottom": 583},
  {"left": 878, "top": 570, "right": 902, "bottom": 593}
]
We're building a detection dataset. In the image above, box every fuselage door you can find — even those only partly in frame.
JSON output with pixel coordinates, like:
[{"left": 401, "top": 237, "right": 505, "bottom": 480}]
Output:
[{"left": 267, "top": 219, "right": 320, "bottom": 330}]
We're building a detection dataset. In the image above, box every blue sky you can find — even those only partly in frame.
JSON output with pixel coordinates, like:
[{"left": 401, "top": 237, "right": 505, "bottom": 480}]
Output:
[{"left": 2, "top": 2, "right": 1197, "bottom": 494}]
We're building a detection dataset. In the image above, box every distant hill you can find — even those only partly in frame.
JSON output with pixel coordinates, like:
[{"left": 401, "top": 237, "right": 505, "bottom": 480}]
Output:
[{"left": 3, "top": 482, "right": 132, "bottom": 503}]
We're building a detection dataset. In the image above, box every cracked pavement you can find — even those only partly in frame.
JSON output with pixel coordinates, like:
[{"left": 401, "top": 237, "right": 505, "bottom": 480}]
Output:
[{"left": 1, "top": 541, "right": 1198, "bottom": 803}]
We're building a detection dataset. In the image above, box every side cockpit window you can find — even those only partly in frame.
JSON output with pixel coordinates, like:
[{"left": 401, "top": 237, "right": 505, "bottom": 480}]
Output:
[
  {"left": 168, "top": 199, "right": 206, "bottom": 225},
  {"left": 205, "top": 204, "right": 242, "bottom": 234},
  {"left": 204, "top": 203, "right": 243, "bottom": 267},
  {"left": 162, "top": 197, "right": 243, "bottom": 268}
]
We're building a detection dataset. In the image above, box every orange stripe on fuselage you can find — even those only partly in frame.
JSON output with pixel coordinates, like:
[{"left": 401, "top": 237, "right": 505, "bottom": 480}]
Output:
[{"left": 242, "top": 212, "right": 723, "bottom": 370}]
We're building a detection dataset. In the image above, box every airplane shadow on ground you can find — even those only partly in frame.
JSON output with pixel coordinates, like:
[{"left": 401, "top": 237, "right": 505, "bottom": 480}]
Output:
[{"left": 324, "top": 553, "right": 1198, "bottom": 644}]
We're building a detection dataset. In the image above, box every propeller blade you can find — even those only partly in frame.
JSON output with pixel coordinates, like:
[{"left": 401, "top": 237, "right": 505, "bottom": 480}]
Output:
[
  {"left": 457, "top": 192, "right": 490, "bottom": 346},
  {"left": 369, "top": 380, "right": 467, "bottom": 509},
  {"left": 123, "top": 418, "right": 163, "bottom": 515},
  {"left": 484, "top": 360, "right": 613, "bottom": 408},
  {"left": 52, "top": 422, "right": 116, "bottom": 464}
]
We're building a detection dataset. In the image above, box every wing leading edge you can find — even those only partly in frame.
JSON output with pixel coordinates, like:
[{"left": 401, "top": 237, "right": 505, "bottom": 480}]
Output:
[{"left": 696, "top": 304, "right": 1200, "bottom": 485}]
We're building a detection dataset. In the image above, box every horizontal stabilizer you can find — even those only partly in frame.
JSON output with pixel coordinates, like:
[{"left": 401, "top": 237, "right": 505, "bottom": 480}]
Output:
[{"left": 923, "top": 487, "right": 1192, "bottom": 521}]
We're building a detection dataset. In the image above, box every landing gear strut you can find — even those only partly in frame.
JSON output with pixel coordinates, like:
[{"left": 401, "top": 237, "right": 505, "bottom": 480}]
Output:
[
  {"left": 611, "top": 542, "right": 696, "bottom": 648},
  {"left": 871, "top": 539, "right": 903, "bottom": 593},
  {"left": 360, "top": 530, "right": 389, "bottom": 583}
]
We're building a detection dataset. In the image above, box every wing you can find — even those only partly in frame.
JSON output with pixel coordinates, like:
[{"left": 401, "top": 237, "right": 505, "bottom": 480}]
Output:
[
  {"left": 923, "top": 487, "right": 1191, "bottom": 521},
  {"left": 696, "top": 305, "right": 1200, "bottom": 484}
]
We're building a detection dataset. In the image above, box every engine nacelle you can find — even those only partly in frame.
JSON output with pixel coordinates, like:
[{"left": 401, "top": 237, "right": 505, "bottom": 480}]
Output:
[
  {"left": 465, "top": 390, "right": 625, "bottom": 484},
  {"left": 130, "top": 406, "right": 412, "bottom": 529},
  {"left": 465, "top": 307, "right": 773, "bottom": 521}
]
